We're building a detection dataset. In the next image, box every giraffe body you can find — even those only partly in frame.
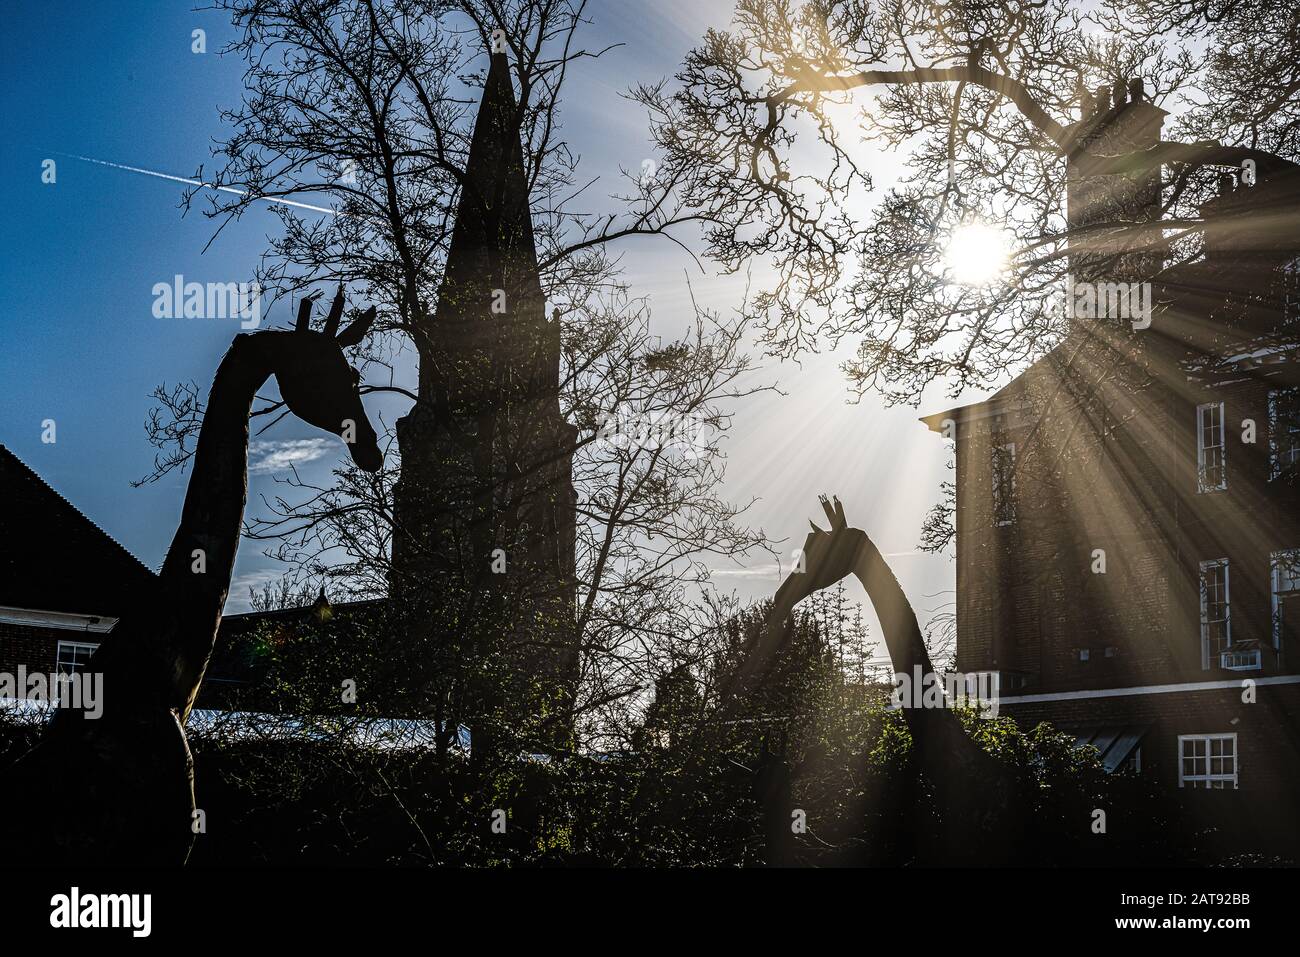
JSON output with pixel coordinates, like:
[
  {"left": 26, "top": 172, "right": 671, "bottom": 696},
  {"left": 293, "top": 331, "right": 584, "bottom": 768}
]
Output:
[{"left": 3, "top": 295, "right": 379, "bottom": 865}]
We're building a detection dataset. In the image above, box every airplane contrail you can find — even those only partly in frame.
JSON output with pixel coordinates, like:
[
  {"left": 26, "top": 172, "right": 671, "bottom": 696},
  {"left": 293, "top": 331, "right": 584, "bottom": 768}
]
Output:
[{"left": 55, "top": 152, "right": 344, "bottom": 216}]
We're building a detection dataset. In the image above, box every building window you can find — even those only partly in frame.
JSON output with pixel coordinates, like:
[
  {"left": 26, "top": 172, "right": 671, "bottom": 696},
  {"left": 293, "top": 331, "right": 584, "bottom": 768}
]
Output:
[
  {"left": 991, "top": 442, "right": 1017, "bottom": 526},
  {"left": 1199, "top": 559, "right": 1231, "bottom": 669},
  {"left": 55, "top": 640, "right": 99, "bottom": 677},
  {"left": 1000, "top": 672, "right": 1030, "bottom": 692},
  {"left": 1272, "top": 548, "right": 1300, "bottom": 656},
  {"left": 1178, "top": 734, "right": 1238, "bottom": 789},
  {"left": 1269, "top": 388, "right": 1300, "bottom": 479},
  {"left": 1197, "top": 401, "right": 1226, "bottom": 492},
  {"left": 1284, "top": 256, "right": 1300, "bottom": 326}
]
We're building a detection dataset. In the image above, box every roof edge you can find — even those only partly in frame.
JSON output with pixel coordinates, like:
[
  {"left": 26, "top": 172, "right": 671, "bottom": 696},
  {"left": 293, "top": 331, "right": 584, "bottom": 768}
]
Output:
[{"left": 0, "top": 443, "right": 157, "bottom": 581}]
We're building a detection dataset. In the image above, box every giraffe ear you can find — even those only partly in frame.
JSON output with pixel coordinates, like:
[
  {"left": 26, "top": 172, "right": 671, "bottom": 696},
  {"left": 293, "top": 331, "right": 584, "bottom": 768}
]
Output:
[
  {"left": 296, "top": 291, "right": 322, "bottom": 333},
  {"left": 323, "top": 285, "right": 346, "bottom": 337},
  {"left": 336, "top": 305, "right": 377, "bottom": 348}
]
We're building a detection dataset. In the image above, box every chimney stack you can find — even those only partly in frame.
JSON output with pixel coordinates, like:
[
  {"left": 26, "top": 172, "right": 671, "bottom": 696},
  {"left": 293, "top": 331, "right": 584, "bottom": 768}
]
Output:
[{"left": 1066, "top": 77, "right": 1168, "bottom": 289}]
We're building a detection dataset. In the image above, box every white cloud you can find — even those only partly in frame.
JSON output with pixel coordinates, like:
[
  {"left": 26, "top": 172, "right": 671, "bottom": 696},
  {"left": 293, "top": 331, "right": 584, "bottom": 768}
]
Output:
[
  {"left": 248, "top": 438, "right": 335, "bottom": 474},
  {"left": 229, "top": 568, "right": 285, "bottom": 594}
]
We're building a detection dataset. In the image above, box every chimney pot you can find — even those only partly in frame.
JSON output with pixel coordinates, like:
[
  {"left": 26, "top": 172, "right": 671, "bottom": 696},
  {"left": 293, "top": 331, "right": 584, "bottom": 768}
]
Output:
[
  {"left": 1113, "top": 83, "right": 1126, "bottom": 110},
  {"left": 1128, "top": 77, "right": 1145, "bottom": 103},
  {"left": 1096, "top": 85, "right": 1110, "bottom": 113}
]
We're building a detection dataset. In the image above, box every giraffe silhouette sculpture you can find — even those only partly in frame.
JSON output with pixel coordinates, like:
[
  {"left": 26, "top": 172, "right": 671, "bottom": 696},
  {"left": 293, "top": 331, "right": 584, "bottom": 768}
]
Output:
[
  {"left": 6, "top": 288, "right": 380, "bottom": 866},
  {"left": 745, "top": 495, "right": 1020, "bottom": 864}
]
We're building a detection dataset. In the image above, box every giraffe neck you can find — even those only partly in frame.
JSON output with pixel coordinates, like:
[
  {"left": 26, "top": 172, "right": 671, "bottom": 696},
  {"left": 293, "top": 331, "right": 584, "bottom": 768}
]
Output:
[
  {"left": 153, "top": 333, "right": 277, "bottom": 714},
  {"left": 850, "top": 540, "right": 935, "bottom": 680}
]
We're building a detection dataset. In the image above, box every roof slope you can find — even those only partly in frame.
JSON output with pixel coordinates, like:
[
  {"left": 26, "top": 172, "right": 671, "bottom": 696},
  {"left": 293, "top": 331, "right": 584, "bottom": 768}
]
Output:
[
  {"left": 0, "top": 444, "right": 156, "bottom": 616},
  {"left": 920, "top": 343, "right": 1070, "bottom": 431}
]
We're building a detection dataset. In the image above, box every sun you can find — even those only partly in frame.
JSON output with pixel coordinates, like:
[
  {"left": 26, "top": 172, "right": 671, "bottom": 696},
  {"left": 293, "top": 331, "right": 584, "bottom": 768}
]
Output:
[{"left": 943, "top": 221, "right": 1011, "bottom": 286}]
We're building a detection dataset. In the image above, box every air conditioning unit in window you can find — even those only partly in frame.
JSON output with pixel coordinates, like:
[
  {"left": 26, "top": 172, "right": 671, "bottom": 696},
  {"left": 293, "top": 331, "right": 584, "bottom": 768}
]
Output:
[{"left": 1220, "top": 640, "right": 1262, "bottom": 671}]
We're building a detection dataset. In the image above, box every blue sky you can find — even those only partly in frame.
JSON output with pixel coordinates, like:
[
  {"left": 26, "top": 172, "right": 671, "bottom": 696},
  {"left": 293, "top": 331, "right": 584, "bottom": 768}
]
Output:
[{"left": 0, "top": 1, "right": 967, "bottom": 632}]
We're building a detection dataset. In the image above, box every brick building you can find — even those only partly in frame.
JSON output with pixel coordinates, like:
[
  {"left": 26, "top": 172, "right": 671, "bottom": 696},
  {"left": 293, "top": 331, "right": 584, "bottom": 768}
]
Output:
[
  {"left": 0, "top": 444, "right": 156, "bottom": 687},
  {"left": 922, "top": 81, "right": 1300, "bottom": 823}
]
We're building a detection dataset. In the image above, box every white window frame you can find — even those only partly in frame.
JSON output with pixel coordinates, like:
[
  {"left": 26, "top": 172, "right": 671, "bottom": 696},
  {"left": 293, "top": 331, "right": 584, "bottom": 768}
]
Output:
[
  {"left": 55, "top": 640, "right": 99, "bottom": 677},
  {"left": 1269, "top": 387, "right": 1300, "bottom": 480},
  {"left": 1197, "top": 401, "right": 1227, "bottom": 492},
  {"left": 1199, "top": 558, "right": 1231, "bottom": 670},
  {"left": 1271, "top": 548, "right": 1300, "bottom": 659},
  {"left": 992, "top": 441, "right": 1017, "bottom": 527},
  {"left": 1178, "top": 733, "right": 1238, "bottom": 789}
]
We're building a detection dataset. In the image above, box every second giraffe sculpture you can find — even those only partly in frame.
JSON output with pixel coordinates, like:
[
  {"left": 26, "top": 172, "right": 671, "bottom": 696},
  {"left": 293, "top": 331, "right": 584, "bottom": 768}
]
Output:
[
  {"left": 6, "top": 289, "right": 381, "bottom": 866},
  {"left": 744, "top": 495, "right": 1023, "bottom": 864}
]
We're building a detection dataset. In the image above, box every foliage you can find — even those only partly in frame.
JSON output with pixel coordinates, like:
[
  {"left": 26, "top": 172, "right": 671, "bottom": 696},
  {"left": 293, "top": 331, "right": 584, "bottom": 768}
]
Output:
[{"left": 134, "top": 594, "right": 1277, "bottom": 867}]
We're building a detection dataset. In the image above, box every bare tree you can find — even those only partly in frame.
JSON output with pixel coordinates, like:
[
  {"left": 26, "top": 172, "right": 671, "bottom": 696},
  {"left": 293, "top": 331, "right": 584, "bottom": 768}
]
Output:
[
  {"left": 635, "top": 0, "right": 1300, "bottom": 402},
  {"left": 1109, "top": 0, "right": 1300, "bottom": 159},
  {"left": 144, "top": 0, "right": 775, "bottom": 753}
]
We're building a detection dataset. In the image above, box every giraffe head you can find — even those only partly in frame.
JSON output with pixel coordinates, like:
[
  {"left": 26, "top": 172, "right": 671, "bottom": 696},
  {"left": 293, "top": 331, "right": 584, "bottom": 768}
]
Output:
[
  {"left": 273, "top": 287, "right": 383, "bottom": 473},
  {"left": 773, "top": 495, "right": 867, "bottom": 611}
]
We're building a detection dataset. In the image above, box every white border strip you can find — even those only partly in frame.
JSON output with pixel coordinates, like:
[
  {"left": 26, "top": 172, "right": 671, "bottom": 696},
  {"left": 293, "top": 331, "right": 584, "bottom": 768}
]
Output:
[
  {"left": 0, "top": 606, "right": 118, "bottom": 634},
  {"left": 998, "top": 674, "right": 1300, "bottom": 704}
]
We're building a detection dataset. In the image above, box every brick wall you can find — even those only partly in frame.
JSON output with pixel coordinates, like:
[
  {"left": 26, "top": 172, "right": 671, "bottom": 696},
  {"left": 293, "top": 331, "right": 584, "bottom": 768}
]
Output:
[
  {"left": 0, "top": 622, "right": 61, "bottom": 678},
  {"left": 952, "top": 343, "right": 1300, "bottom": 693},
  {"left": 1002, "top": 682, "right": 1300, "bottom": 803}
]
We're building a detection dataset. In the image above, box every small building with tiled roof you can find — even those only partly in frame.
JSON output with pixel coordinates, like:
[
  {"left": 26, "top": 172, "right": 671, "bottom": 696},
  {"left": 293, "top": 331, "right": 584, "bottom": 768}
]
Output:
[{"left": 0, "top": 444, "right": 157, "bottom": 683}]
